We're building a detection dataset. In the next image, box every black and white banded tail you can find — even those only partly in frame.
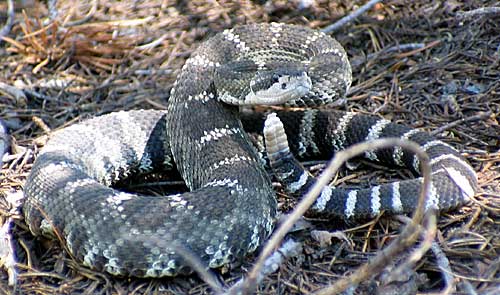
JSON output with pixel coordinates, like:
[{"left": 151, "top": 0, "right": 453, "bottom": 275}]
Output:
[{"left": 263, "top": 110, "right": 478, "bottom": 219}]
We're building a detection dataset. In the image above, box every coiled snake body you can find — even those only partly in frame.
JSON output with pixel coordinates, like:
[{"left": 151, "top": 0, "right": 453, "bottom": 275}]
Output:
[{"left": 24, "top": 23, "right": 477, "bottom": 277}]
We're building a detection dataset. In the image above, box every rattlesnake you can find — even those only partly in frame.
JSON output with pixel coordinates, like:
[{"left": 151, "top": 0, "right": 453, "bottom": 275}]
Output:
[{"left": 23, "top": 23, "right": 477, "bottom": 277}]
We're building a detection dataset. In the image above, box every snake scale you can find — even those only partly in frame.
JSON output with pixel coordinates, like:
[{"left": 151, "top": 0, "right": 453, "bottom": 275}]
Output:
[{"left": 23, "top": 23, "right": 478, "bottom": 277}]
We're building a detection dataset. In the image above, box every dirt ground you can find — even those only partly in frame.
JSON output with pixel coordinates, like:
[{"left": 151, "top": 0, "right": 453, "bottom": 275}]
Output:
[{"left": 0, "top": 0, "right": 499, "bottom": 294}]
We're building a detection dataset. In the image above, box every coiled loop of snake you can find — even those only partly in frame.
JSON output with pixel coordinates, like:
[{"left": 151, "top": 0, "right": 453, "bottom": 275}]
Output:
[{"left": 24, "top": 23, "right": 351, "bottom": 277}]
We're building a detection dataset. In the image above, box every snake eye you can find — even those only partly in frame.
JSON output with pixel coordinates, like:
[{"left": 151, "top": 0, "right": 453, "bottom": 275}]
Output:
[
  {"left": 281, "top": 83, "right": 287, "bottom": 89},
  {"left": 271, "top": 73, "right": 280, "bottom": 84}
]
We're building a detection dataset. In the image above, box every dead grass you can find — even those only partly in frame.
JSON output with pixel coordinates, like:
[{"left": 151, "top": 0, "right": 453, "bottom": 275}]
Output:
[{"left": 1, "top": 0, "right": 499, "bottom": 294}]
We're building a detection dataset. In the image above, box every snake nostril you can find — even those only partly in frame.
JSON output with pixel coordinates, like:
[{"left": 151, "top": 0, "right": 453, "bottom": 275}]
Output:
[{"left": 281, "top": 83, "right": 287, "bottom": 89}]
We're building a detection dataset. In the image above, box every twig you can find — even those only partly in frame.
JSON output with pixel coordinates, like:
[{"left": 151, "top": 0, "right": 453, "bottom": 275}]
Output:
[
  {"left": 0, "top": 190, "right": 25, "bottom": 286},
  {"left": 0, "top": 119, "right": 10, "bottom": 168},
  {"left": 401, "top": 212, "right": 437, "bottom": 272},
  {"left": 226, "top": 239, "right": 302, "bottom": 295},
  {"left": 240, "top": 138, "right": 432, "bottom": 294},
  {"left": 64, "top": 0, "right": 99, "bottom": 27},
  {"left": 456, "top": 7, "right": 500, "bottom": 19},
  {"left": 0, "top": 0, "right": 15, "bottom": 45},
  {"left": 370, "top": 43, "right": 426, "bottom": 59},
  {"left": 32, "top": 116, "right": 52, "bottom": 135},
  {"left": 47, "top": 0, "right": 58, "bottom": 22},
  {"left": 350, "top": 43, "right": 425, "bottom": 69},
  {"left": 380, "top": 211, "right": 437, "bottom": 292},
  {"left": 350, "top": 39, "right": 441, "bottom": 72},
  {"left": 47, "top": 0, "right": 99, "bottom": 27},
  {"left": 431, "top": 240, "right": 456, "bottom": 294},
  {"left": 321, "top": 0, "right": 383, "bottom": 34},
  {"left": 459, "top": 281, "right": 479, "bottom": 295},
  {"left": 137, "top": 34, "right": 168, "bottom": 51},
  {"left": 395, "top": 39, "right": 441, "bottom": 58},
  {"left": 430, "top": 111, "right": 491, "bottom": 136},
  {"left": 0, "top": 82, "right": 28, "bottom": 106},
  {"left": 170, "top": 244, "right": 225, "bottom": 295}
]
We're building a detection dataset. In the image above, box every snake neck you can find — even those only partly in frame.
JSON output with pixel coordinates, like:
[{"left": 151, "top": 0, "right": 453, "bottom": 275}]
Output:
[{"left": 166, "top": 76, "right": 263, "bottom": 191}]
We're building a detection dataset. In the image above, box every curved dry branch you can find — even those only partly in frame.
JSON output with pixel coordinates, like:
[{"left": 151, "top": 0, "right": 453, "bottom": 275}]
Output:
[
  {"left": 239, "top": 138, "right": 432, "bottom": 294},
  {"left": 47, "top": 0, "right": 99, "bottom": 27},
  {"left": 0, "top": 0, "right": 15, "bottom": 44},
  {"left": 321, "top": 0, "right": 383, "bottom": 34},
  {"left": 0, "top": 119, "right": 10, "bottom": 168}
]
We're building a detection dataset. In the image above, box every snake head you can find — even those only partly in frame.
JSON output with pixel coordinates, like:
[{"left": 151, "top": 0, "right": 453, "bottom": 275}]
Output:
[
  {"left": 215, "top": 61, "right": 312, "bottom": 106},
  {"left": 245, "top": 70, "right": 312, "bottom": 105}
]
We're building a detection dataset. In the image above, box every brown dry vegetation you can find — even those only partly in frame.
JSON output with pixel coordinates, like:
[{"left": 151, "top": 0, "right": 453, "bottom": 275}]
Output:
[{"left": 0, "top": 0, "right": 499, "bottom": 294}]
